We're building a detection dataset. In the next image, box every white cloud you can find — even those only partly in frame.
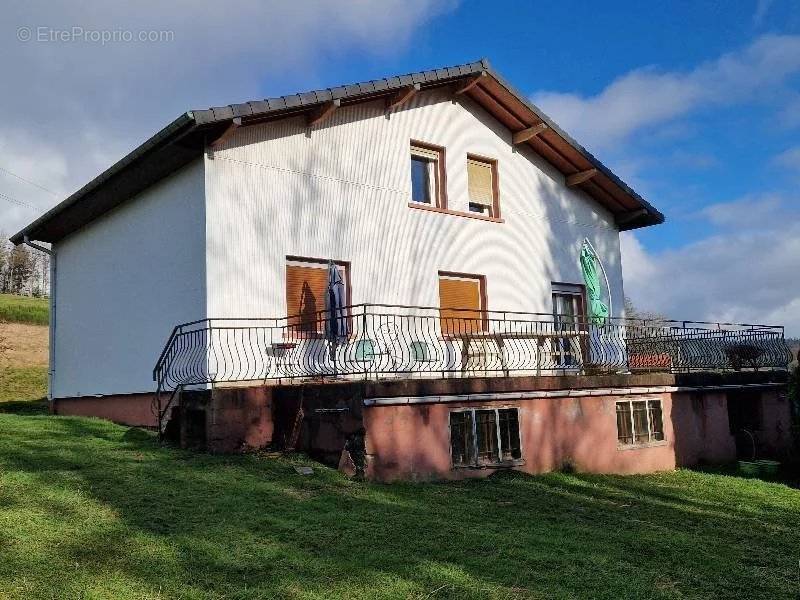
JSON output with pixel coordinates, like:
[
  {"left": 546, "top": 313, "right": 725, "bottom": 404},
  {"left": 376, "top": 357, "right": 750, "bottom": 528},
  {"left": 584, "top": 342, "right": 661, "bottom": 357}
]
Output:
[
  {"left": 699, "top": 195, "right": 783, "bottom": 229},
  {"left": 621, "top": 196, "right": 800, "bottom": 336},
  {"left": 773, "top": 146, "right": 800, "bottom": 171},
  {"left": 0, "top": 1, "right": 454, "bottom": 234},
  {"left": 533, "top": 34, "right": 800, "bottom": 150}
]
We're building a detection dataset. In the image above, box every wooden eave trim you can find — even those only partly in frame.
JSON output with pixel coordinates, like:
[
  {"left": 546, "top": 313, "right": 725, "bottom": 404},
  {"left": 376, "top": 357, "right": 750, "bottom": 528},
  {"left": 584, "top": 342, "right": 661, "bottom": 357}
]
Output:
[
  {"left": 454, "top": 72, "right": 488, "bottom": 95},
  {"left": 307, "top": 99, "right": 341, "bottom": 127},
  {"left": 477, "top": 75, "right": 657, "bottom": 222},
  {"left": 615, "top": 208, "right": 649, "bottom": 226},
  {"left": 467, "top": 85, "right": 526, "bottom": 130},
  {"left": 512, "top": 123, "right": 548, "bottom": 144},
  {"left": 566, "top": 169, "right": 599, "bottom": 187},
  {"left": 386, "top": 84, "right": 420, "bottom": 111},
  {"left": 582, "top": 179, "right": 629, "bottom": 213},
  {"left": 209, "top": 117, "right": 242, "bottom": 148}
]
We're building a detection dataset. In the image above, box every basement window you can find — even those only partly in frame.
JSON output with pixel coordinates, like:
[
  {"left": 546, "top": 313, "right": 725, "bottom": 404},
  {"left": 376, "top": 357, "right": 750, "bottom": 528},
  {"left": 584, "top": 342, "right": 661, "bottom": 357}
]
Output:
[
  {"left": 616, "top": 399, "right": 664, "bottom": 446},
  {"left": 450, "top": 407, "right": 522, "bottom": 467}
]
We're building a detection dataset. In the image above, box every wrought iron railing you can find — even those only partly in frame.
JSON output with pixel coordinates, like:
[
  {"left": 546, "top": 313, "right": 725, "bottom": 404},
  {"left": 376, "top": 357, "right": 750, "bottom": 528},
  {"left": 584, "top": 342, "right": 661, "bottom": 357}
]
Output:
[{"left": 151, "top": 303, "right": 790, "bottom": 429}]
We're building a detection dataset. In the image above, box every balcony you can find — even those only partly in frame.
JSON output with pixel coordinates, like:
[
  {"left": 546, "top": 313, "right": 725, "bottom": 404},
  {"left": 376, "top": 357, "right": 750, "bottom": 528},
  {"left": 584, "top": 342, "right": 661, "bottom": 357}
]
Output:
[{"left": 153, "top": 303, "right": 791, "bottom": 394}]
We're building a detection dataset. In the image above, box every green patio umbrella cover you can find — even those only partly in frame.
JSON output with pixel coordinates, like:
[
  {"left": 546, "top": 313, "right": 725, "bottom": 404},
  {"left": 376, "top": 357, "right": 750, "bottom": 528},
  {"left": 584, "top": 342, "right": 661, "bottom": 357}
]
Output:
[{"left": 580, "top": 240, "right": 610, "bottom": 325}]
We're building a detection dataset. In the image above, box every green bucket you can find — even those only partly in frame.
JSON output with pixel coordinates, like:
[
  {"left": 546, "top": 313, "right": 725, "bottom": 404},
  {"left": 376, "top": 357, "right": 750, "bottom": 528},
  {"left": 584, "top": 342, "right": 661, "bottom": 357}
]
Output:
[
  {"left": 738, "top": 461, "right": 760, "bottom": 477},
  {"left": 757, "top": 460, "right": 781, "bottom": 476}
]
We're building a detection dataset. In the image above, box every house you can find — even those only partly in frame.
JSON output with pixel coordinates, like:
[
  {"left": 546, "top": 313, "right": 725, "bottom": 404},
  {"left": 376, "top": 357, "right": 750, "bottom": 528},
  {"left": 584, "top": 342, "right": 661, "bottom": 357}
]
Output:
[{"left": 12, "top": 60, "right": 792, "bottom": 481}]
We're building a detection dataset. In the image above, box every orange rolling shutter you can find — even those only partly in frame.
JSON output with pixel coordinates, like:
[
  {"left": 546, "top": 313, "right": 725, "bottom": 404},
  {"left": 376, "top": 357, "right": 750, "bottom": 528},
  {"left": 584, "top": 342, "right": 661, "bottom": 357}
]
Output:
[
  {"left": 467, "top": 158, "right": 494, "bottom": 207},
  {"left": 439, "top": 275, "right": 484, "bottom": 335},
  {"left": 286, "top": 264, "right": 329, "bottom": 332}
]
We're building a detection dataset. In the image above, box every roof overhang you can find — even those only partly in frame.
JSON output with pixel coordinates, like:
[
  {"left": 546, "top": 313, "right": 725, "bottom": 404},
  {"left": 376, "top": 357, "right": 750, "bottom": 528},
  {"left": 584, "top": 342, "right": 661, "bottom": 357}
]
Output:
[{"left": 12, "top": 59, "right": 663, "bottom": 244}]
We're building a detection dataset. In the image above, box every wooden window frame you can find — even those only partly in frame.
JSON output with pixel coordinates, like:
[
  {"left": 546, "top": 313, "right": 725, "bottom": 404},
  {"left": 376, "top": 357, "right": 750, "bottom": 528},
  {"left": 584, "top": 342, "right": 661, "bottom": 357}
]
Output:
[
  {"left": 551, "top": 282, "right": 586, "bottom": 320},
  {"left": 410, "top": 140, "right": 446, "bottom": 209},
  {"left": 466, "top": 153, "right": 500, "bottom": 219},
  {"left": 551, "top": 282, "right": 588, "bottom": 368},
  {"left": 615, "top": 398, "right": 666, "bottom": 449},
  {"left": 438, "top": 271, "right": 488, "bottom": 338},
  {"left": 449, "top": 406, "right": 523, "bottom": 468},
  {"left": 285, "top": 256, "right": 352, "bottom": 338}
]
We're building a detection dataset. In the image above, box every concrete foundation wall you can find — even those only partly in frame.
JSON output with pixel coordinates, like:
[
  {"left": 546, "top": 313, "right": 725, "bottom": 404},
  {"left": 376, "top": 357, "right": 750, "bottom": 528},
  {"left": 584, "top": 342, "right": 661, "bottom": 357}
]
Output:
[
  {"left": 202, "top": 387, "right": 276, "bottom": 453},
  {"left": 754, "top": 389, "right": 793, "bottom": 457},
  {"left": 363, "top": 393, "right": 677, "bottom": 482},
  {"left": 55, "top": 371, "right": 793, "bottom": 482},
  {"left": 671, "top": 392, "right": 737, "bottom": 466},
  {"left": 52, "top": 393, "right": 159, "bottom": 427}
]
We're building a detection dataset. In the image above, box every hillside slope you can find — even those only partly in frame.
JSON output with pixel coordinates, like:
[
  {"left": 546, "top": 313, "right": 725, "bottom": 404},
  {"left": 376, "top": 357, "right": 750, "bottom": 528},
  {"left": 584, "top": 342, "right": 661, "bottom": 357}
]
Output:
[{"left": 0, "top": 412, "right": 799, "bottom": 599}]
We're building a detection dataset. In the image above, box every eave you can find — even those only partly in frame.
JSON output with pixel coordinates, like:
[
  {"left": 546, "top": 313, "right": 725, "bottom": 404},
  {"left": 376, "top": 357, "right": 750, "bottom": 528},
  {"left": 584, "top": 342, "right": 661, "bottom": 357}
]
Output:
[{"left": 12, "top": 59, "right": 663, "bottom": 244}]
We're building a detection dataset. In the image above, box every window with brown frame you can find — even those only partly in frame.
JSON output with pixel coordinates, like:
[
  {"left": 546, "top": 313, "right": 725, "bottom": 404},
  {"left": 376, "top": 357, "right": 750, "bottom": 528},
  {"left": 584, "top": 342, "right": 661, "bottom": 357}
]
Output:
[
  {"left": 450, "top": 407, "right": 522, "bottom": 467},
  {"left": 410, "top": 141, "right": 445, "bottom": 207},
  {"left": 285, "top": 258, "right": 349, "bottom": 334},
  {"left": 438, "top": 273, "right": 486, "bottom": 336},
  {"left": 467, "top": 155, "right": 498, "bottom": 217},
  {"left": 551, "top": 282, "right": 586, "bottom": 367}
]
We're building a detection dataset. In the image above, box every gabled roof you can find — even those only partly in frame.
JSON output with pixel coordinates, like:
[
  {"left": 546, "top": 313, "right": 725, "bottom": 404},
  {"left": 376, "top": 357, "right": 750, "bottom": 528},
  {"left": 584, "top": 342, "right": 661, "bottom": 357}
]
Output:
[{"left": 11, "top": 59, "right": 663, "bottom": 244}]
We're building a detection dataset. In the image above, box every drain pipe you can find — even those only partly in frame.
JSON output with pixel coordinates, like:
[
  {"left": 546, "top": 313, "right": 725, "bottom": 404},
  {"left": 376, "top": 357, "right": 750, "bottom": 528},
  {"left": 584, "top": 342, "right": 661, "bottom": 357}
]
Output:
[{"left": 22, "top": 236, "right": 55, "bottom": 403}]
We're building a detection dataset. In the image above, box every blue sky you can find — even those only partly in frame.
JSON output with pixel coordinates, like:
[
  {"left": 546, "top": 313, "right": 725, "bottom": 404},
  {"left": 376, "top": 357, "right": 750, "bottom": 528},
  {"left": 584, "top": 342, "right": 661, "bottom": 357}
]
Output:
[{"left": 2, "top": 1, "right": 799, "bottom": 333}]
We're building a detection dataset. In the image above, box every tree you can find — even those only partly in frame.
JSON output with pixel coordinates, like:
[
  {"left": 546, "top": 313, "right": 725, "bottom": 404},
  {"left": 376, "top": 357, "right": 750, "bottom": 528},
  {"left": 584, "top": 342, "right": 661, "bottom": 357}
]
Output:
[
  {"left": 0, "top": 235, "right": 8, "bottom": 291},
  {"left": 623, "top": 295, "right": 669, "bottom": 323},
  {"left": 6, "top": 245, "right": 35, "bottom": 294}
]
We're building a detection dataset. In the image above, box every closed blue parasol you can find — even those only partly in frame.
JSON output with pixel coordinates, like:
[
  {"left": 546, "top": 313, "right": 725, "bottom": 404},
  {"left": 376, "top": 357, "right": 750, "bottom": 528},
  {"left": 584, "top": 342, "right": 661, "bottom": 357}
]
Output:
[{"left": 325, "top": 260, "right": 348, "bottom": 341}]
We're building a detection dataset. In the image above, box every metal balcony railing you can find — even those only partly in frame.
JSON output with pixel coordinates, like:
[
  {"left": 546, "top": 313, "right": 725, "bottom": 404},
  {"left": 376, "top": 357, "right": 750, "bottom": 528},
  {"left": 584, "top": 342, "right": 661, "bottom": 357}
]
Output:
[{"left": 151, "top": 303, "right": 791, "bottom": 430}]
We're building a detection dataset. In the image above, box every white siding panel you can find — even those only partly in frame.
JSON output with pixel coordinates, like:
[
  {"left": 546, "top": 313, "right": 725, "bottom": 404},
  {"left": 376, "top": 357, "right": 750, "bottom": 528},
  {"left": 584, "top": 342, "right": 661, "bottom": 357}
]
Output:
[
  {"left": 206, "top": 89, "right": 624, "bottom": 320},
  {"left": 53, "top": 159, "right": 206, "bottom": 397}
]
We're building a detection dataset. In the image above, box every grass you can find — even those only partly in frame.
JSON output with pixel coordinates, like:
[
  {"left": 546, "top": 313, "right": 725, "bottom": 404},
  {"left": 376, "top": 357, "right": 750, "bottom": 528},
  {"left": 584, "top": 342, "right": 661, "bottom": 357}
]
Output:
[
  {"left": 0, "top": 293, "right": 49, "bottom": 325},
  {"left": 0, "top": 365, "right": 47, "bottom": 402},
  {"left": 0, "top": 412, "right": 799, "bottom": 599}
]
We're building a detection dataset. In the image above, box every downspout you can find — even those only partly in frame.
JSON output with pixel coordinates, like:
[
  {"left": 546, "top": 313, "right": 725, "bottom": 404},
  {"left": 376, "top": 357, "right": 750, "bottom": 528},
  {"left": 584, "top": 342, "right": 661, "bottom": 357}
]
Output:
[{"left": 22, "top": 236, "right": 55, "bottom": 403}]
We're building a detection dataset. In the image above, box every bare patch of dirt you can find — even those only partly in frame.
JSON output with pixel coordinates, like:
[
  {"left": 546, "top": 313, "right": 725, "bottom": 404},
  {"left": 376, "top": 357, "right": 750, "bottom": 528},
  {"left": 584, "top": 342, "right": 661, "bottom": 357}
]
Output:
[{"left": 0, "top": 322, "right": 48, "bottom": 368}]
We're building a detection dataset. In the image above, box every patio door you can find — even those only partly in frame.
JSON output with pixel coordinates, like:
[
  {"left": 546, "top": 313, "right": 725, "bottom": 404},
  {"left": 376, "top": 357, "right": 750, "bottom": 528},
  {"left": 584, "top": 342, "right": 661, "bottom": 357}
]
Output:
[{"left": 551, "top": 283, "right": 585, "bottom": 367}]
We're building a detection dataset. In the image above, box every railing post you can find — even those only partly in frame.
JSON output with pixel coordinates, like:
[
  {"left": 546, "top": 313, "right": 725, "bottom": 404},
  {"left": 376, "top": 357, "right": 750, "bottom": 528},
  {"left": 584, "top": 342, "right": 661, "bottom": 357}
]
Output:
[{"left": 362, "top": 305, "right": 369, "bottom": 381}]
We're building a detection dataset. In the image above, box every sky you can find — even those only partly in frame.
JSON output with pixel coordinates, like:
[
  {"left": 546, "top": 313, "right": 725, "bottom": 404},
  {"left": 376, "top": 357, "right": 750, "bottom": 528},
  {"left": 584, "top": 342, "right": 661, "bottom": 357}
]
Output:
[{"left": 1, "top": 0, "right": 799, "bottom": 334}]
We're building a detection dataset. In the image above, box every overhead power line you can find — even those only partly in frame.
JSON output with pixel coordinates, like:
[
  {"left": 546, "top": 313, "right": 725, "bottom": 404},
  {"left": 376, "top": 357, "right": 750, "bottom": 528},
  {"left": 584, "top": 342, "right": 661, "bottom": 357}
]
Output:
[
  {"left": 0, "top": 165, "right": 60, "bottom": 196},
  {"left": 0, "top": 191, "right": 42, "bottom": 213}
]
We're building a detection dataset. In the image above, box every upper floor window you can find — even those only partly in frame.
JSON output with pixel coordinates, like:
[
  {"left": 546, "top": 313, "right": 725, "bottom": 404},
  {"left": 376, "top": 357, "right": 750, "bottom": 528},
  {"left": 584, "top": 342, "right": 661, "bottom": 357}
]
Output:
[
  {"left": 467, "top": 155, "right": 498, "bottom": 217},
  {"left": 410, "top": 142, "right": 444, "bottom": 207},
  {"left": 552, "top": 283, "right": 585, "bottom": 323}
]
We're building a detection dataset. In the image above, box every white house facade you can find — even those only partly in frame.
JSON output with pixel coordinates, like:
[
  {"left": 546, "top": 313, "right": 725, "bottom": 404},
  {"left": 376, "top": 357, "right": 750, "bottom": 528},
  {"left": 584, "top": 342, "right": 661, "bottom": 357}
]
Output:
[
  {"left": 12, "top": 60, "right": 792, "bottom": 481},
  {"left": 18, "top": 62, "right": 654, "bottom": 402}
]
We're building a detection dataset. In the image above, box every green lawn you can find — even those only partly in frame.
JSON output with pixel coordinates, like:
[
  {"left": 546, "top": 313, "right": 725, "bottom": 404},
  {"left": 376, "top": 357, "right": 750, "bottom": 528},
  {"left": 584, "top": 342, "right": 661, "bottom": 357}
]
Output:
[
  {"left": 0, "top": 413, "right": 798, "bottom": 599},
  {"left": 0, "top": 366, "right": 47, "bottom": 402},
  {"left": 0, "top": 293, "right": 49, "bottom": 325}
]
